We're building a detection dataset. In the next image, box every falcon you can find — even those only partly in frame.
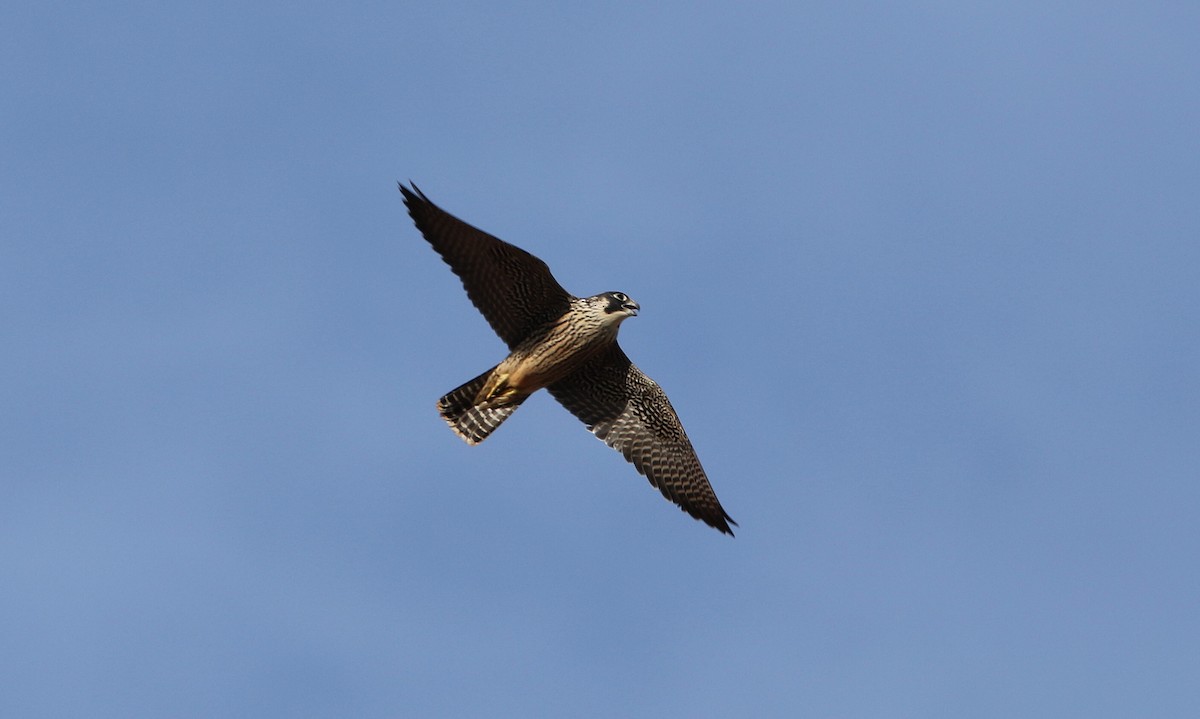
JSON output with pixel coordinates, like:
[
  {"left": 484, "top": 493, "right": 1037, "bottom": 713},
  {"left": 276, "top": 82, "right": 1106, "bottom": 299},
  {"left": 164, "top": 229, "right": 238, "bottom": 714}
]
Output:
[{"left": 399, "top": 183, "right": 736, "bottom": 535}]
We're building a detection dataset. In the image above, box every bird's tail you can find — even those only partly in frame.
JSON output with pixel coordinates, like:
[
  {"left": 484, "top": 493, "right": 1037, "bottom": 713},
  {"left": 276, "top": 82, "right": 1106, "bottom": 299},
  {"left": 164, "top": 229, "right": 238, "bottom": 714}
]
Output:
[{"left": 437, "top": 366, "right": 528, "bottom": 445}]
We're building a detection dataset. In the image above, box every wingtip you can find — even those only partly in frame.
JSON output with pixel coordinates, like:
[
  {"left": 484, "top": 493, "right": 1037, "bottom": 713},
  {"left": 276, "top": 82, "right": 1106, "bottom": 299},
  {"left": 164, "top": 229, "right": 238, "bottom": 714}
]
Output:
[
  {"left": 397, "top": 180, "right": 429, "bottom": 205},
  {"left": 715, "top": 515, "right": 737, "bottom": 537},
  {"left": 694, "top": 506, "right": 737, "bottom": 536}
]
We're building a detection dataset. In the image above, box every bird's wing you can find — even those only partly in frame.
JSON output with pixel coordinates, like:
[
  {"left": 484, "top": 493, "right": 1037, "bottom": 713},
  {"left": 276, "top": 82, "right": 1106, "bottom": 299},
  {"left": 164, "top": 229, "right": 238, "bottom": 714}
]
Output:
[
  {"left": 400, "top": 183, "right": 574, "bottom": 349},
  {"left": 547, "top": 343, "right": 736, "bottom": 535}
]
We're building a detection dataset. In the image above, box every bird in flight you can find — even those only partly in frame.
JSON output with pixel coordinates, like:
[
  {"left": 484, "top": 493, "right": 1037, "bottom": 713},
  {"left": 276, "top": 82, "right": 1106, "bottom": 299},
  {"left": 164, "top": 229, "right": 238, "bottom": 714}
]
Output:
[{"left": 399, "top": 183, "right": 735, "bottom": 535}]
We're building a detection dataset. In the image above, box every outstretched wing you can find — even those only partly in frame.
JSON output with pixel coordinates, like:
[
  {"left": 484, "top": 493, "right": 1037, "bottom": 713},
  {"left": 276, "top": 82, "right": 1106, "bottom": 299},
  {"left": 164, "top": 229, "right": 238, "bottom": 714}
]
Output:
[
  {"left": 399, "top": 183, "right": 574, "bottom": 349},
  {"left": 547, "top": 343, "right": 736, "bottom": 535}
]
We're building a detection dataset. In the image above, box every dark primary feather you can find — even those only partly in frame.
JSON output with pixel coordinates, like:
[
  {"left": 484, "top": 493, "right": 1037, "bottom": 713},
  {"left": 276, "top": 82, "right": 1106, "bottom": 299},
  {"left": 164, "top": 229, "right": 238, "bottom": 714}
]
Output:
[
  {"left": 548, "top": 344, "right": 737, "bottom": 535},
  {"left": 399, "top": 183, "right": 574, "bottom": 349}
]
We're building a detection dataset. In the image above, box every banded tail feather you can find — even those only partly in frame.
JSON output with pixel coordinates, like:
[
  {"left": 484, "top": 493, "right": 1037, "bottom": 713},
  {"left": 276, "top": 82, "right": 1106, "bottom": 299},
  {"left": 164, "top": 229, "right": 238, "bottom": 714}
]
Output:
[{"left": 437, "top": 366, "right": 527, "bottom": 444}]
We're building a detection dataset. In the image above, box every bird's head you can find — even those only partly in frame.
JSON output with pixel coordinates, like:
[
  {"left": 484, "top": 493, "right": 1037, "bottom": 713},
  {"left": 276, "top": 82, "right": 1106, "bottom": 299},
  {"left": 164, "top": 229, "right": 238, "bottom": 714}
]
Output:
[{"left": 600, "top": 291, "right": 639, "bottom": 320}]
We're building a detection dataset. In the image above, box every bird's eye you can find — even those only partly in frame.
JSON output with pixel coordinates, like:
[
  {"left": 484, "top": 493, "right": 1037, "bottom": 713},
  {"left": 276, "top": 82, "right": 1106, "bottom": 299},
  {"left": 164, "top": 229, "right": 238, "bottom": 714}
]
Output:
[{"left": 613, "top": 292, "right": 627, "bottom": 302}]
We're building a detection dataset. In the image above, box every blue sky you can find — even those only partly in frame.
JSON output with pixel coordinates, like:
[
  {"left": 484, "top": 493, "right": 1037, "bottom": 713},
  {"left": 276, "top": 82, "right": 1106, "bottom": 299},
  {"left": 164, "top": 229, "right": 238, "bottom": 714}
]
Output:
[{"left": 3, "top": 2, "right": 1198, "bottom": 716}]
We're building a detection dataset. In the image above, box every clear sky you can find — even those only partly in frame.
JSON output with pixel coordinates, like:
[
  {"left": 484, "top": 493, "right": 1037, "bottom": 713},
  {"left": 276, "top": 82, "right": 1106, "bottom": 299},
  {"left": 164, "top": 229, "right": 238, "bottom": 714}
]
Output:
[{"left": 3, "top": 2, "right": 1198, "bottom": 716}]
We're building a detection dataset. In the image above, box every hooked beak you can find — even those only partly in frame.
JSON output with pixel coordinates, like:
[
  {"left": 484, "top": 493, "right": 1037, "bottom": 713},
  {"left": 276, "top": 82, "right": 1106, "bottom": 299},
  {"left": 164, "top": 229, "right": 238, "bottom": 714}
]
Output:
[{"left": 624, "top": 301, "right": 640, "bottom": 316}]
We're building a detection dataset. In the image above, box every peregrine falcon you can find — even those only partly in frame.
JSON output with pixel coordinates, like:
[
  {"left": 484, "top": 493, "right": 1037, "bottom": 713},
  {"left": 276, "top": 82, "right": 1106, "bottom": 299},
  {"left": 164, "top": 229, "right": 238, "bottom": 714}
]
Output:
[{"left": 400, "top": 183, "right": 736, "bottom": 535}]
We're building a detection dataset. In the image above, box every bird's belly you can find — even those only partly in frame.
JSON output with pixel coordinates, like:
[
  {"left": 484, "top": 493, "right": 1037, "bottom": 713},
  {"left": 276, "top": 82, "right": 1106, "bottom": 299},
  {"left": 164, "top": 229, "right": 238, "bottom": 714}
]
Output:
[{"left": 501, "top": 331, "right": 611, "bottom": 393}]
